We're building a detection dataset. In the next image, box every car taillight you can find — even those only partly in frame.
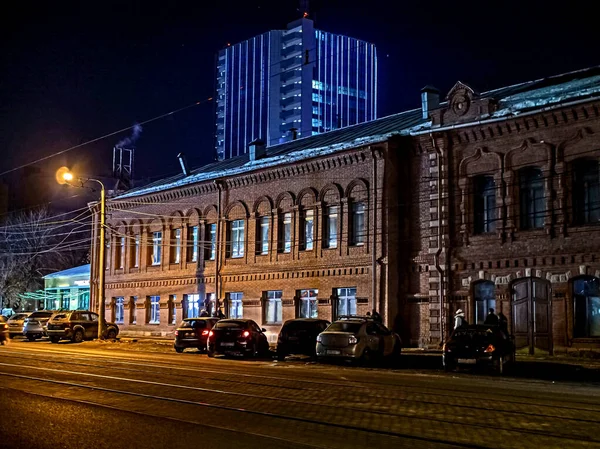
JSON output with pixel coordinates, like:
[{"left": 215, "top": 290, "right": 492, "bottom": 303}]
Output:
[
  {"left": 201, "top": 330, "right": 209, "bottom": 336},
  {"left": 174, "top": 330, "right": 179, "bottom": 336},
  {"left": 242, "top": 331, "right": 250, "bottom": 338},
  {"left": 208, "top": 330, "right": 213, "bottom": 337},
  {"left": 484, "top": 344, "right": 495, "bottom": 353},
  {"left": 348, "top": 335, "right": 358, "bottom": 345},
  {"left": 316, "top": 334, "right": 322, "bottom": 342}
]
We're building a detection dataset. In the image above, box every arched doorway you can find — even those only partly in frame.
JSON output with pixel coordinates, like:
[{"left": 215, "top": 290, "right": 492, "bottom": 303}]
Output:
[
  {"left": 511, "top": 277, "right": 552, "bottom": 354},
  {"left": 573, "top": 276, "right": 600, "bottom": 338},
  {"left": 473, "top": 281, "right": 496, "bottom": 324}
]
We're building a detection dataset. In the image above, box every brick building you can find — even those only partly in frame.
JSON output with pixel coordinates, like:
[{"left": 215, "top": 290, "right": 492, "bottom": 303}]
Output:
[{"left": 94, "top": 66, "right": 600, "bottom": 354}]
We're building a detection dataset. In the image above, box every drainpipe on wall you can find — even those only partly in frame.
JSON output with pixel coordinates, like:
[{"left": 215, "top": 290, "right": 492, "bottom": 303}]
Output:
[
  {"left": 371, "top": 147, "right": 378, "bottom": 313},
  {"left": 430, "top": 133, "right": 447, "bottom": 344},
  {"left": 214, "top": 180, "right": 223, "bottom": 308}
]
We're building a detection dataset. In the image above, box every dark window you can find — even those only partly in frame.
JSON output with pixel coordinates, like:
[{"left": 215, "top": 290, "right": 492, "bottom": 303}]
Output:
[
  {"left": 572, "top": 159, "right": 600, "bottom": 225},
  {"left": 473, "top": 176, "right": 497, "bottom": 234},
  {"left": 573, "top": 276, "right": 600, "bottom": 338},
  {"left": 519, "top": 167, "right": 545, "bottom": 229}
]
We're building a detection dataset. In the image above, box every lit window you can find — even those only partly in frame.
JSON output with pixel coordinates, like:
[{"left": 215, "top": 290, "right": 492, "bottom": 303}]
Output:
[
  {"left": 302, "top": 209, "right": 314, "bottom": 250},
  {"left": 258, "top": 216, "right": 269, "bottom": 255},
  {"left": 186, "top": 294, "right": 201, "bottom": 318},
  {"left": 265, "top": 290, "right": 282, "bottom": 324},
  {"left": 149, "top": 296, "right": 160, "bottom": 324},
  {"left": 473, "top": 176, "right": 497, "bottom": 234},
  {"left": 133, "top": 235, "right": 140, "bottom": 268},
  {"left": 351, "top": 202, "right": 365, "bottom": 245},
  {"left": 188, "top": 226, "right": 199, "bottom": 262},
  {"left": 229, "top": 292, "right": 243, "bottom": 319},
  {"left": 206, "top": 223, "right": 216, "bottom": 261},
  {"left": 336, "top": 288, "right": 356, "bottom": 318},
  {"left": 324, "top": 206, "right": 338, "bottom": 248},
  {"left": 279, "top": 212, "right": 292, "bottom": 253},
  {"left": 114, "top": 297, "right": 124, "bottom": 324},
  {"left": 474, "top": 281, "right": 496, "bottom": 324},
  {"left": 151, "top": 232, "right": 162, "bottom": 265},
  {"left": 118, "top": 237, "right": 125, "bottom": 269},
  {"left": 299, "top": 289, "right": 318, "bottom": 318},
  {"left": 229, "top": 219, "right": 245, "bottom": 258}
]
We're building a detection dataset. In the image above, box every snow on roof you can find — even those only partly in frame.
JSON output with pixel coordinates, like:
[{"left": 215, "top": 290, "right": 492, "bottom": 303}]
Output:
[{"left": 43, "top": 264, "right": 90, "bottom": 280}]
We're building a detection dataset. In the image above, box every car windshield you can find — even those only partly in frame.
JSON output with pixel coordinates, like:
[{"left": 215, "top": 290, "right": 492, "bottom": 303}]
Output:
[
  {"left": 52, "top": 314, "right": 69, "bottom": 320},
  {"left": 214, "top": 321, "right": 245, "bottom": 329},
  {"left": 9, "top": 314, "right": 29, "bottom": 321},
  {"left": 29, "top": 312, "right": 53, "bottom": 319},
  {"left": 283, "top": 321, "right": 317, "bottom": 332},
  {"left": 326, "top": 322, "right": 362, "bottom": 333},
  {"left": 180, "top": 320, "right": 207, "bottom": 329}
]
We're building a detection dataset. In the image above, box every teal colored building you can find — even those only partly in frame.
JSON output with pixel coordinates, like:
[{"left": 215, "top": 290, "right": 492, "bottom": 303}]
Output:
[{"left": 43, "top": 264, "right": 90, "bottom": 311}]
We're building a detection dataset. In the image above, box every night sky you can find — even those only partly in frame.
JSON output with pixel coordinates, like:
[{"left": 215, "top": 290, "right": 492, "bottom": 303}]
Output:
[{"left": 1, "top": 0, "right": 597, "bottom": 203}]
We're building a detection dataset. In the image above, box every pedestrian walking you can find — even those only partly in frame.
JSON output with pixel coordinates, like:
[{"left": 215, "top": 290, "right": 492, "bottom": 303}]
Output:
[
  {"left": 484, "top": 308, "right": 499, "bottom": 326},
  {"left": 454, "top": 309, "right": 467, "bottom": 330}
]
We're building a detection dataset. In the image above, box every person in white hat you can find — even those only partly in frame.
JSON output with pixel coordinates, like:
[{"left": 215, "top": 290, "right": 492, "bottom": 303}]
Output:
[{"left": 454, "top": 309, "right": 467, "bottom": 330}]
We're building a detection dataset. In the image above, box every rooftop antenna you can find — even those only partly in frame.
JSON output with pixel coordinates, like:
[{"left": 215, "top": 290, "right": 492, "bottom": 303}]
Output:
[{"left": 300, "top": 0, "right": 309, "bottom": 18}]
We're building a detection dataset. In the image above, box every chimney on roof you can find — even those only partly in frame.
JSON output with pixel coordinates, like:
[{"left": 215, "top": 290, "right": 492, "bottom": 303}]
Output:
[
  {"left": 177, "top": 152, "right": 189, "bottom": 176},
  {"left": 248, "top": 138, "right": 266, "bottom": 161},
  {"left": 421, "top": 85, "right": 440, "bottom": 120}
]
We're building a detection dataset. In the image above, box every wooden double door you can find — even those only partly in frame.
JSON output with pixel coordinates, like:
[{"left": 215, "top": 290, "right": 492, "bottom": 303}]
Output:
[{"left": 511, "top": 278, "right": 553, "bottom": 355}]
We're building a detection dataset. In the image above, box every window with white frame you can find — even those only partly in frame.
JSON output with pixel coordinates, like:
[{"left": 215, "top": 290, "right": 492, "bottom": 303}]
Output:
[
  {"left": 229, "top": 219, "right": 245, "bottom": 258},
  {"left": 302, "top": 209, "right": 314, "bottom": 250},
  {"left": 279, "top": 212, "right": 292, "bottom": 253},
  {"left": 149, "top": 296, "right": 160, "bottom": 324},
  {"left": 171, "top": 228, "right": 182, "bottom": 264},
  {"left": 151, "top": 232, "right": 162, "bottom": 265},
  {"left": 336, "top": 287, "right": 357, "bottom": 317},
  {"left": 186, "top": 294, "right": 201, "bottom": 318},
  {"left": 258, "top": 216, "right": 269, "bottom": 255},
  {"left": 265, "top": 290, "right": 282, "bottom": 324},
  {"left": 298, "top": 289, "right": 318, "bottom": 318},
  {"left": 351, "top": 202, "right": 365, "bottom": 245},
  {"left": 188, "top": 226, "right": 199, "bottom": 262},
  {"left": 118, "top": 237, "right": 126, "bottom": 268},
  {"left": 229, "top": 292, "right": 243, "bottom": 319},
  {"left": 324, "top": 206, "right": 338, "bottom": 248},
  {"left": 114, "top": 297, "right": 124, "bottom": 324},
  {"left": 206, "top": 293, "right": 217, "bottom": 316},
  {"left": 206, "top": 223, "right": 216, "bottom": 260},
  {"left": 133, "top": 235, "right": 140, "bottom": 268}
]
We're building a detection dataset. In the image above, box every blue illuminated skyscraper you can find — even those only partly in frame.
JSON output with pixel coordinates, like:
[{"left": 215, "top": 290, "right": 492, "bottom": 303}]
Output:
[{"left": 215, "top": 18, "right": 377, "bottom": 160}]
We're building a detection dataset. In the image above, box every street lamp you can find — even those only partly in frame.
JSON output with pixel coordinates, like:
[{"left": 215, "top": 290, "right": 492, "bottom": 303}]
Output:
[{"left": 58, "top": 168, "right": 106, "bottom": 340}]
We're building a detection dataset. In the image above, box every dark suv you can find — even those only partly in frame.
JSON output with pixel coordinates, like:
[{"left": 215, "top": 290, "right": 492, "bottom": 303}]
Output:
[
  {"left": 46, "top": 311, "right": 119, "bottom": 343},
  {"left": 174, "top": 318, "right": 219, "bottom": 353},
  {"left": 276, "top": 318, "right": 330, "bottom": 360}
]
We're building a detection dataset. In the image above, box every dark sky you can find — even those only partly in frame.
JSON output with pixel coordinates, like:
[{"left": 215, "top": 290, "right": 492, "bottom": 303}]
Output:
[{"left": 0, "top": 0, "right": 597, "bottom": 193}]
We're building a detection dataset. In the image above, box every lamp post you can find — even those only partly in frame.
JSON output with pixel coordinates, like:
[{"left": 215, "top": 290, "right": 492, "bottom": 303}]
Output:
[{"left": 60, "top": 169, "right": 106, "bottom": 339}]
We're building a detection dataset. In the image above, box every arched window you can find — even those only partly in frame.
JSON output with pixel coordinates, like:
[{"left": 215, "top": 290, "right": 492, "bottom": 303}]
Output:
[
  {"left": 473, "top": 281, "right": 495, "bottom": 324},
  {"left": 572, "top": 159, "right": 600, "bottom": 225},
  {"left": 573, "top": 276, "right": 600, "bottom": 338},
  {"left": 473, "top": 175, "right": 496, "bottom": 234},
  {"left": 519, "top": 167, "right": 545, "bottom": 230}
]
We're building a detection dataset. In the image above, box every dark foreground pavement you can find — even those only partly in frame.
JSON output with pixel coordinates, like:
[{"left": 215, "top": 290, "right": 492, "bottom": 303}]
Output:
[{"left": 0, "top": 341, "right": 599, "bottom": 449}]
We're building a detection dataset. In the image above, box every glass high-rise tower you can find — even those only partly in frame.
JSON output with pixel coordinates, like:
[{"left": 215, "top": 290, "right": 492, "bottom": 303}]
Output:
[{"left": 215, "top": 18, "right": 377, "bottom": 160}]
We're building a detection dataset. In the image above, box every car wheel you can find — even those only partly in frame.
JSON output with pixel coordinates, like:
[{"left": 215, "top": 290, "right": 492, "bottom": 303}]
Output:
[
  {"left": 388, "top": 341, "right": 402, "bottom": 367},
  {"left": 106, "top": 329, "right": 117, "bottom": 340},
  {"left": 361, "top": 348, "right": 373, "bottom": 365},
  {"left": 175, "top": 347, "right": 184, "bottom": 353},
  {"left": 50, "top": 337, "right": 60, "bottom": 344},
  {"left": 276, "top": 351, "right": 286, "bottom": 361},
  {"left": 495, "top": 356, "right": 504, "bottom": 375},
  {"left": 443, "top": 358, "right": 455, "bottom": 372},
  {"left": 27, "top": 335, "right": 37, "bottom": 342},
  {"left": 207, "top": 348, "right": 215, "bottom": 358},
  {"left": 72, "top": 329, "right": 84, "bottom": 343}
]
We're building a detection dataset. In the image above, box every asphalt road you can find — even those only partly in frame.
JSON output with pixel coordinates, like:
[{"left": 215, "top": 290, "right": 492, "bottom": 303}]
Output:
[{"left": 0, "top": 341, "right": 599, "bottom": 449}]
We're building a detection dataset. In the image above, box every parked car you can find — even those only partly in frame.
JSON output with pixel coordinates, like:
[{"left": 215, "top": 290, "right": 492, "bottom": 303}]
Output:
[
  {"left": 276, "top": 318, "right": 330, "bottom": 360},
  {"left": 443, "top": 324, "right": 516, "bottom": 374},
  {"left": 207, "top": 319, "right": 270, "bottom": 358},
  {"left": 46, "top": 310, "right": 119, "bottom": 343},
  {"left": 316, "top": 316, "right": 401, "bottom": 364},
  {"left": 7, "top": 313, "right": 31, "bottom": 339},
  {"left": 0, "top": 316, "right": 8, "bottom": 345},
  {"left": 23, "top": 311, "right": 55, "bottom": 341},
  {"left": 174, "top": 317, "right": 219, "bottom": 353}
]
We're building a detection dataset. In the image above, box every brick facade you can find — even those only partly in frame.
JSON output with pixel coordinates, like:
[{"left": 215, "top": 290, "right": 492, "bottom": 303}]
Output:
[{"left": 92, "top": 69, "right": 600, "bottom": 354}]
